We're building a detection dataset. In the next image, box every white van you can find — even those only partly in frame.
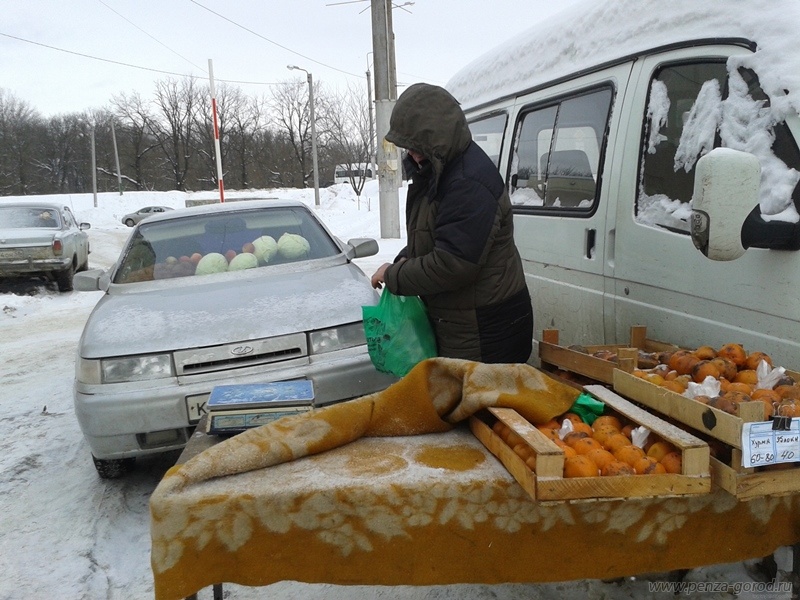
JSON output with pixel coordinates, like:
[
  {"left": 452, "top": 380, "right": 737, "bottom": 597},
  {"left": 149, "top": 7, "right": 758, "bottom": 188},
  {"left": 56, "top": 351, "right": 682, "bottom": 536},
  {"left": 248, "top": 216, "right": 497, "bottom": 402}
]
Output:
[
  {"left": 334, "top": 163, "right": 374, "bottom": 185},
  {"left": 447, "top": 1, "right": 800, "bottom": 367}
]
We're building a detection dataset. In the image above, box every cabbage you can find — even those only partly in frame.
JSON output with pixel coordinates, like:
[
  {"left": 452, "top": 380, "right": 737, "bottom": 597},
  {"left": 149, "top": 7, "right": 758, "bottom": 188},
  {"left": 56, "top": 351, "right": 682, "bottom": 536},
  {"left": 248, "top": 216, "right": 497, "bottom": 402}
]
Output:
[
  {"left": 277, "top": 233, "right": 310, "bottom": 259},
  {"left": 195, "top": 252, "right": 229, "bottom": 275},
  {"left": 252, "top": 235, "right": 278, "bottom": 264},
  {"left": 228, "top": 252, "right": 258, "bottom": 271}
]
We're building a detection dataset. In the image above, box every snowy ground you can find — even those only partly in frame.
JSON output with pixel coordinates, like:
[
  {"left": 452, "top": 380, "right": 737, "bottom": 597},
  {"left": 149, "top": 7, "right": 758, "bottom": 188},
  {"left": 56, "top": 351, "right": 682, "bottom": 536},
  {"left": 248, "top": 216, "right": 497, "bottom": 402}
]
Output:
[{"left": 0, "top": 183, "right": 793, "bottom": 599}]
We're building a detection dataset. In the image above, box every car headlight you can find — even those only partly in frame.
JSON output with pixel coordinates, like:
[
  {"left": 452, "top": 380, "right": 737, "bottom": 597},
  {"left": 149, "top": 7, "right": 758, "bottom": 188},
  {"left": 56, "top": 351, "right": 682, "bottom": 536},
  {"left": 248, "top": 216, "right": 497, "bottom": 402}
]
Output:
[
  {"left": 76, "top": 354, "right": 174, "bottom": 384},
  {"left": 309, "top": 322, "right": 366, "bottom": 354}
]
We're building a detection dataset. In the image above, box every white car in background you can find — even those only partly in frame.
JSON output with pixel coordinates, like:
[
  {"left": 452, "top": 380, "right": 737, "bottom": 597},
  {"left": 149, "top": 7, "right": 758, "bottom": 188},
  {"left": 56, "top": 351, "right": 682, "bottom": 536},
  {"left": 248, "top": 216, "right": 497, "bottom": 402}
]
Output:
[{"left": 73, "top": 199, "right": 395, "bottom": 478}]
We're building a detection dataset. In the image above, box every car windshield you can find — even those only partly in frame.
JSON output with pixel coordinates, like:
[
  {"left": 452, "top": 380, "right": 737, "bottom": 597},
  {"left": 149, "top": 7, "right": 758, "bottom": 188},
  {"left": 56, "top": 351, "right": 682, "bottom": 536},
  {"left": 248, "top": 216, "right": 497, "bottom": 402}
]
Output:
[
  {"left": 113, "top": 206, "right": 341, "bottom": 284},
  {"left": 0, "top": 207, "right": 61, "bottom": 228}
]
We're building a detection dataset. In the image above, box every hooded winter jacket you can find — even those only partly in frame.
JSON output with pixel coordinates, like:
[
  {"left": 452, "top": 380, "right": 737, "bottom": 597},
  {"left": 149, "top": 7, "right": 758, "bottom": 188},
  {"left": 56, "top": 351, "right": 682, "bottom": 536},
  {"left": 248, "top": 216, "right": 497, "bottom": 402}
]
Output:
[{"left": 383, "top": 83, "right": 533, "bottom": 363}]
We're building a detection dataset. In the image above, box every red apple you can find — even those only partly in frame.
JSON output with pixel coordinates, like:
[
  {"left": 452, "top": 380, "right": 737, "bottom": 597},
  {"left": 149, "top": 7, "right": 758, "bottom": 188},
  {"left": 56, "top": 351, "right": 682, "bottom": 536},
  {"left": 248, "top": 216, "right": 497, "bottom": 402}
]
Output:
[
  {"left": 179, "top": 255, "right": 191, "bottom": 263},
  {"left": 190, "top": 253, "right": 203, "bottom": 265},
  {"left": 224, "top": 249, "right": 237, "bottom": 263},
  {"left": 242, "top": 242, "right": 256, "bottom": 254}
]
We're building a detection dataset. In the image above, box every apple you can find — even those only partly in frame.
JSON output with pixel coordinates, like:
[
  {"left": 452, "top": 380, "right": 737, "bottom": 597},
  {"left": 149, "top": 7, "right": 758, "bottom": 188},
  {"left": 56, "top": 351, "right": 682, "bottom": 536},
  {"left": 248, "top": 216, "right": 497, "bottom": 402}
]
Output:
[
  {"left": 179, "top": 255, "right": 192, "bottom": 263},
  {"left": 242, "top": 242, "right": 256, "bottom": 254},
  {"left": 165, "top": 256, "right": 178, "bottom": 265},
  {"left": 190, "top": 253, "right": 203, "bottom": 265},
  {"left": 224, "top": 249, "right": 237, "bottom": 263}
]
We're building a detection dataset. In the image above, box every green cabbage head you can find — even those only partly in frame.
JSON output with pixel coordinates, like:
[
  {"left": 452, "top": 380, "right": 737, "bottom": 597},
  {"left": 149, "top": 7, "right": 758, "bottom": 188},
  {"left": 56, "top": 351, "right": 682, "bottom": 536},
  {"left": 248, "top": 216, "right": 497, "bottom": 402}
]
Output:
[
  {"left": 195, "top": 252, "right": 229, "bottom": 275},
  {"left": 278, "top": 233, "right": 310, "bottom": 259},
  {"left": 228, "top": 252, "right": 258, "bottom": 271},
  {"left": 252, "top": 235, "right": 278, "bottom": 263}
]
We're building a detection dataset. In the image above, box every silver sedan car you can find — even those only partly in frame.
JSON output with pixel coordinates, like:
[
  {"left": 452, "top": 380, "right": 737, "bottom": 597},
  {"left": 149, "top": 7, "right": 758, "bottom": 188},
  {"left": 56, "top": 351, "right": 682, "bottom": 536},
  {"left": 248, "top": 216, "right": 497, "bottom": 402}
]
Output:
[
  {"left": 74, "top": 199, "right": 395, "bottom": 478},
  {"left": 121, "top": 205, "right": 173, "bottom": 227},
  {"left": 0, "top": 201, "right": 91, "bottom": 291}
]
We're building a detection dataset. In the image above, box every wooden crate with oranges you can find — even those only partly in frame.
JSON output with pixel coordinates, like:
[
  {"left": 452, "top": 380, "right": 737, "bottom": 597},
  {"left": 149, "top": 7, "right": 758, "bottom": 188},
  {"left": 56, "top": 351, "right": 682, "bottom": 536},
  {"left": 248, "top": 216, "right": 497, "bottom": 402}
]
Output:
[
  {"left": 538, "top": 326, "right": 679, "bottom": 386},
  {"left": 469, "top": 385, "right": 710, "bottom": 502},
  {"left": 611, "top": 342, "right": 800, "bottom": 499}
]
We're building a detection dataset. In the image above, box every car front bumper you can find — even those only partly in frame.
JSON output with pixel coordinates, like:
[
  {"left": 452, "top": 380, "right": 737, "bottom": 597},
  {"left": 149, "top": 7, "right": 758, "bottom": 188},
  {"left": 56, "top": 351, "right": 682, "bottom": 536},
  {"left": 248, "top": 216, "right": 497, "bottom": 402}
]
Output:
[{"left": 74, "top": 345, "right": 396, "bottom": 459}]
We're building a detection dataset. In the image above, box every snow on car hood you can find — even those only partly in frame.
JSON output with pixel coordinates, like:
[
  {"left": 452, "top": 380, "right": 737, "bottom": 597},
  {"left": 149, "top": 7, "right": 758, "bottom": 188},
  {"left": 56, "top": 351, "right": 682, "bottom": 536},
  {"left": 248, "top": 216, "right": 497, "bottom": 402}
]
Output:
[{"left": 79, "top": 261, "right": 380, "bottom": 358}]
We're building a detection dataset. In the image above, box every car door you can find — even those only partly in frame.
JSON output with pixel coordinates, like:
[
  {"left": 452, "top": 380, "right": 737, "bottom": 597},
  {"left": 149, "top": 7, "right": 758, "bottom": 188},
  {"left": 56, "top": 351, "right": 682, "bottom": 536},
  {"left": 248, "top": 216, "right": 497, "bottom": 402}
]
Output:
[
  {"left": 609, "top": 45, "right": 800, "bottom": 365},
  {"left": 505, "top": 64, "right": 633, "bottom": 348}
]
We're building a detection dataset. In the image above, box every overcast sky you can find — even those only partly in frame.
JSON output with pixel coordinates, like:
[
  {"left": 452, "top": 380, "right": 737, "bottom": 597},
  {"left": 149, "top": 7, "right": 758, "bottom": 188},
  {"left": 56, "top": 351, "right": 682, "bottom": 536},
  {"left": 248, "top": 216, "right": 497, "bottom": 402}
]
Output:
[{"left": 2, "top": 0, "right": 583, "bottom": 117}]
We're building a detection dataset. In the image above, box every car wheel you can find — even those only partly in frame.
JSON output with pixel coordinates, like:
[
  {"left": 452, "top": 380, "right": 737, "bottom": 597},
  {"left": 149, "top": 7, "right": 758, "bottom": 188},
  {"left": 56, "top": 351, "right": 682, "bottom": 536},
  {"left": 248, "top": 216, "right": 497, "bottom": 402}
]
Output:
[
  {"left": 92, "top": 455, "right": 135, "bottom": 479},
  {"left": 125, "top": 218, "right": 135, "bottom": 227},
  {"left": 55, "top": 261, "right": 75, "bottom": 292}
]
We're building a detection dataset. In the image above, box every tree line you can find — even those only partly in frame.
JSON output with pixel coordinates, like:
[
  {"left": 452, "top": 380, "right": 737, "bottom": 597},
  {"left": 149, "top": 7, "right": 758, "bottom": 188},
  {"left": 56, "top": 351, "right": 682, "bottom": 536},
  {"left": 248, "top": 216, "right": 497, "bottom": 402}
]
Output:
[{"left": 0, "top": 77, "right": 373, "bottom": 196}]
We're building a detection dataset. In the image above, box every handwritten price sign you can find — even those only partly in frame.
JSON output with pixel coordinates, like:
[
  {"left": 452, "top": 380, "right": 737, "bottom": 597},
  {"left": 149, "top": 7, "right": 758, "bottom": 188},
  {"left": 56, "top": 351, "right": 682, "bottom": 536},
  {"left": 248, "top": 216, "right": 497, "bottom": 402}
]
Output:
[{"left": 741, "top": 420, "right": 800, "bottom": 468}]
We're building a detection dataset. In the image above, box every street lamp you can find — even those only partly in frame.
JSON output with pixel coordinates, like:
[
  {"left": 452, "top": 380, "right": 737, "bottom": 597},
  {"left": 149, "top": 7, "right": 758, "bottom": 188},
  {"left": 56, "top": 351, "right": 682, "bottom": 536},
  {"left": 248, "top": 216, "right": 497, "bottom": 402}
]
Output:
[{"left": 287, "top": 65, "right": 321, "bottom": 206}]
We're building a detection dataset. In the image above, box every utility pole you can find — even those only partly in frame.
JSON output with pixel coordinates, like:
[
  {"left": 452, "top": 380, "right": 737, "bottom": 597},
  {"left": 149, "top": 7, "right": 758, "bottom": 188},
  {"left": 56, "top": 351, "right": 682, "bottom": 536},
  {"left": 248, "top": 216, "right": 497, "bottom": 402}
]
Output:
[
  {"left": 366, "top": 57, "right": 376, "bottom": 187},
  {"left": 371, "top": 0, "right": 400, "bottom": 238},
  {"left": 90, "top": 125, "right": 97, "bottom": 208},
  {"left": 110, "top": 120, "right": 123, "bottom": 195}
]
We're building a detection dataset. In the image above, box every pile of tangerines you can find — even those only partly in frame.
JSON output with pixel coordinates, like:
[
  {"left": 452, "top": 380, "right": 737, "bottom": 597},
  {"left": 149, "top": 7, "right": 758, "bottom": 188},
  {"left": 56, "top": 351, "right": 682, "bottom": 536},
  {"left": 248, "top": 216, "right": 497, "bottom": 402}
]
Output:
[
  {"left": 492, "top": 412, "right": 682, "bottom": 478},
  {"left": 630, "top": 343, "right": 800, "bottom": 420}
]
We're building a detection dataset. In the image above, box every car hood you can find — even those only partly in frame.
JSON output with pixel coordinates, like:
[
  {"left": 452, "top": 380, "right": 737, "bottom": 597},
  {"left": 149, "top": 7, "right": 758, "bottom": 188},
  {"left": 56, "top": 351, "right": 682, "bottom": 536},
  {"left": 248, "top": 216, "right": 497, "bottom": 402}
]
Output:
[{"left": 79, "top": 260, "right": 380, "bottom": 358}]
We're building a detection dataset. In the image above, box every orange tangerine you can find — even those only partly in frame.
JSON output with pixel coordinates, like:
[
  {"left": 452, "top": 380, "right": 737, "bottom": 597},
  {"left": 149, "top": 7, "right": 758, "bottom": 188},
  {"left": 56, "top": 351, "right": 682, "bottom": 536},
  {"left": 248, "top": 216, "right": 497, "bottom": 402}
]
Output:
[
  {"left": 561, "top": 412, "right": 585, "bottom": 426},
  {"left": 621, "top": 424, "right": 634, "bottom": 439},
  {"left": 538, "top": 419, "right": 560, "bottom": 431},
  {"left": 710, "top": 357, "right": 738, "bottom": 382},
  {"left": 613, "top": 445, "right": 647, "bottom": 467},
  {"left": 592, "top": 415, "right": 622, "bottom": 431},
  {"left": 537, "top": 426, "right": 560, "bottom": 441},
  {"left": 563, "top": 455, "right": 599, "bottom": 478},
  {"left": 660, "top": 451, "right": 683, "bottom": 474},
  {"left": 563, "top": 431, "right": 590, "bottom": 447},
  {"left": 571, "top": 422, "right": 594, "bottom": 436},
  {"left": 604, "top": 432, "right": 633, "bottom": 453},
  {"left": 646, "top": 440, "right": 677, "bottom": 462},
  {"left": 691, "top": 360, "right": 721, "bottom": 383},
  {"left": 633, "top": 456, "right": 667, "bottom": 475},
  {"left": 492, "top": 421, "right": 507, "bottom": 438},
  {"left": 726, "top": 382, "right": 753, "bottom": 395},
  {"left": 512, "top": 443, "right": 533, "bottom": 461},
  {"left": 572, "top": 437, "right": 603, "bottom": 455},
  {"left": 601, "top": 460, "right": 635, "bottom": 476},
  {"left": 525, "top": 455, "right": 537, "bottom": 470},
  {"left": 745, "top": 351, "right": 773, "bottom": 371},
  {"left": 717, "top": 343, "right": 747, "bottom": 368},
  {"left": 693, "top": 345, "right": 717, "bottom": 360},
  {"left": 734, "top": 370, "right": 759, "bottom": 386},
  {"left": 660, "top": 380, "right": 687, "bottom": 394},
  {"left": 585, "top": 448, "right": 616, "bottom": 471},
  {"left": 591, "top": 425, "right": 620, "bottom": 445}
]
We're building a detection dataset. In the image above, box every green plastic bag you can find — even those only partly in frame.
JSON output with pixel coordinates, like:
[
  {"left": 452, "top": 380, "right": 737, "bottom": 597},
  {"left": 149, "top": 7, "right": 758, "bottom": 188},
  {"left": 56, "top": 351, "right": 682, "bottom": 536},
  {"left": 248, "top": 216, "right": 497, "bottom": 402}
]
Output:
[
  {"left": 362, "top": 289, "right": 437, "bottom": 377},
  {"left": 569, "top": 392, "right": 606, "bottom": 425}
]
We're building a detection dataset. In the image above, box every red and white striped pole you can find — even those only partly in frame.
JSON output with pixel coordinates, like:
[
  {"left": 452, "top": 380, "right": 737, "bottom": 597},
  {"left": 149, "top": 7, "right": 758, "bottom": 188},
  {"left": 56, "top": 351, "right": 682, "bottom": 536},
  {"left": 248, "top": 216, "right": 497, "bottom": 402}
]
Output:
[{"left": 208, "top": 59, "right": 225, "bottom": 203}]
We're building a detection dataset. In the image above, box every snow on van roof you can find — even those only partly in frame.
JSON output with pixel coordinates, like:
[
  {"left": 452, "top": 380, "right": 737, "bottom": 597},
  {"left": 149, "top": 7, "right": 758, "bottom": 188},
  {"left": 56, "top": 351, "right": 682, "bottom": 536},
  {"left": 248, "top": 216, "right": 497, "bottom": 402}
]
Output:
[{"left": 447, "top": 0, "right": 800, "bottom": 113}]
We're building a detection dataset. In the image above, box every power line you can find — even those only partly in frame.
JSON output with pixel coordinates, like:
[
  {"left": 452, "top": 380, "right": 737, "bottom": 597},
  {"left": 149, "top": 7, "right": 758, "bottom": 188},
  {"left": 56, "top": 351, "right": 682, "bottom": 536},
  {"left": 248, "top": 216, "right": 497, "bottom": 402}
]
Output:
[
  {"left": 0, "top": 31, "right": 278, "bottom": 86},
  {"left": 97, "top": 0, "right": 205, "bottom": 72},
  {"left": 186, "top": 0, "right": 363, "bottom": 79}
]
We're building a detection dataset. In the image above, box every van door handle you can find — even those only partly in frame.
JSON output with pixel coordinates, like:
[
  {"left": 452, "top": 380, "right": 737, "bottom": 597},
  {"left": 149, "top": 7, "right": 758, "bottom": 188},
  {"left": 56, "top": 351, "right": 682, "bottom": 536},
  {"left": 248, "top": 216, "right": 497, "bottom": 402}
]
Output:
[{"left": 586, "top": 228, "right": 596, "bottom": 259}]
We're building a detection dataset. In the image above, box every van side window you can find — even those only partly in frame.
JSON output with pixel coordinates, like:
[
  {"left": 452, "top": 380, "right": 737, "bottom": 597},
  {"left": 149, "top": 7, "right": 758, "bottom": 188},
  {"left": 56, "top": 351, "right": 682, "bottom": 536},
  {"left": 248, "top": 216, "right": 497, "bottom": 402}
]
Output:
[
  {"left": 639, "top": 62, "right": 727, "bottom": 232},
  {"left": 509, "top": 88, "right": 612, "bottom": 211},
  {"left": 639, "top": 62, "right": 800, "bottom": 242},
  {"left": 468, "top": 113, "right": 507, "bottom": 168}
]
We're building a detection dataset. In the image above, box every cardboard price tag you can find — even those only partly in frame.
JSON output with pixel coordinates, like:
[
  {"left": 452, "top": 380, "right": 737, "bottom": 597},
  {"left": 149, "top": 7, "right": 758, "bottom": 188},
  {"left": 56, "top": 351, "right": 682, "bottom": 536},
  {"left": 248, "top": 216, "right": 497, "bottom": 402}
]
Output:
[{"left": 741, "top": 419, "right": 800, "bottom": 468}]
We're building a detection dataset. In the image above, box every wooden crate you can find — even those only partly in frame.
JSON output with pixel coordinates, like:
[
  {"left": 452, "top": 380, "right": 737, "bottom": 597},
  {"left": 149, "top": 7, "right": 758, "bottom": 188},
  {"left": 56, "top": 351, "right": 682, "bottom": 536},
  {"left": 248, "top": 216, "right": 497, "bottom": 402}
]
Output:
[
  {"left": 539, "top": 326, "right": 679, "bottom": 385},
  {"left": 469, "top": 384, "right": 710, "bottom": 502},
  {"left": 613, "top": 368, "right": 800, "bottom": 499}
]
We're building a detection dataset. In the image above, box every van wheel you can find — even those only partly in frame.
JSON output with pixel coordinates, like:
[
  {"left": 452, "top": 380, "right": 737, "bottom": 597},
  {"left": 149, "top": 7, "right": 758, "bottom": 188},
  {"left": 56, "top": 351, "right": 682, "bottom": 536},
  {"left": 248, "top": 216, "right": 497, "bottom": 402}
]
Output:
[
  {"left": 92, "top": 455, "right": 135, "bottom": 479},
  {"left": 55, "top": 261, "right": 75, "bottom": 292}
]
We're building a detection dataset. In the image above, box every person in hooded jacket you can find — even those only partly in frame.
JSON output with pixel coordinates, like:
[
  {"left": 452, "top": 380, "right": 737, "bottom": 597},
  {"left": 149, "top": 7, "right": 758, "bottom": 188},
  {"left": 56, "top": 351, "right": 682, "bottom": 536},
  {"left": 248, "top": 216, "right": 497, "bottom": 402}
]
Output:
[{"left": 371, "top": 83, "right": 533, "bottom": 364}]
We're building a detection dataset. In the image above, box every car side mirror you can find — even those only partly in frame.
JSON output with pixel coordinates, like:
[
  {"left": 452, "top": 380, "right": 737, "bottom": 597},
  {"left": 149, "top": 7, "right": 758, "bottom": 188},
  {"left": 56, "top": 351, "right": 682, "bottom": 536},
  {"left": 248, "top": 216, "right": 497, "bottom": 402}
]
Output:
[
  {"left": 80, "top": 222, "right": 92, "bottom": 230},
  {"left": 74, "top": 268, "right": 110, "bottom": 292},
  {"left": 690, "top": 148, "right": 760, "bottom": 261},
  {"left": 345, "top": 238, "right": 379, "bottom": 260}
]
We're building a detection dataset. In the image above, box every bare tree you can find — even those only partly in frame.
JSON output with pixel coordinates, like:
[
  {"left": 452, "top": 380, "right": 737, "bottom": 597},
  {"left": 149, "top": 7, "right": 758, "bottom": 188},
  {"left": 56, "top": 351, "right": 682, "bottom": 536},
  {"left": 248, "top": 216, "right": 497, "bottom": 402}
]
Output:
[
  {"left": 327, "top": 83, "right": 373, "bottom": 202},
  {"left": 0, "top": 89, "right": 41, "bottom": 195},
  {"left": 270, "top": 78, "right": 332, "bottom": 189},
  {"left": 151, "top": 77, "right": 198, "bottom": 191},
  {"left": 111, "top": 91, "right": 160, "bottom": 190}
]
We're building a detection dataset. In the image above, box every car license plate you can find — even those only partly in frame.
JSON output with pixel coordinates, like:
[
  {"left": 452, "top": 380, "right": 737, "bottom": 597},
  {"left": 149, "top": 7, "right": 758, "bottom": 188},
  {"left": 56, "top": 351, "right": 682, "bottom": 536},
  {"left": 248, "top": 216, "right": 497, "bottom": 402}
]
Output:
[
  {"left": 0, "top": 248, "right": 25, "bottom": 259},
  {"left": 186, "top": 393, "right": 210, "bottom": 424}
]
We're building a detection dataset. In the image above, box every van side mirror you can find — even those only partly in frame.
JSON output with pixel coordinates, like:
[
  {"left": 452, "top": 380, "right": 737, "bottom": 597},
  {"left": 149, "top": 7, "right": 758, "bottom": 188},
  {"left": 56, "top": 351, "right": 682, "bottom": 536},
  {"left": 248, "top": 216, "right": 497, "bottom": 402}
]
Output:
[{"left": 690, "top": 148, "right": 760, "bottom": 261}]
